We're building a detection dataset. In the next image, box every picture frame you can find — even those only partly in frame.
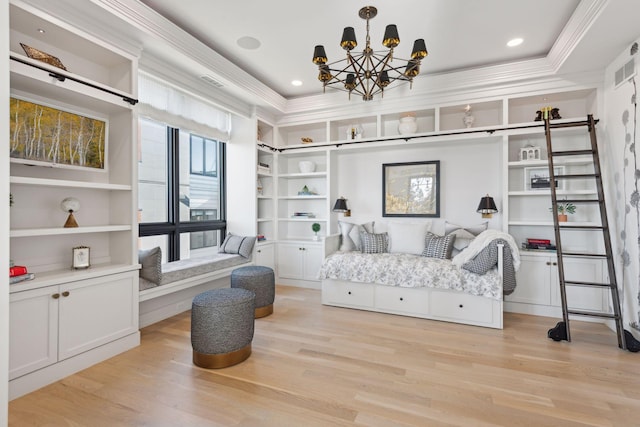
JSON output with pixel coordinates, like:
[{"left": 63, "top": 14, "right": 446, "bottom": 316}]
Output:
[
  {"left": 9, "top": 96, "right": 108, "bottom": 171},
  {"left": 72, "top": 246, "right": 90, "bottom": 269},
  {"left": 383, "top": 160, "right": 440, "bottom": 217},
  {"left": 524, "top": 166, "right": 564, "bottom": 191}
]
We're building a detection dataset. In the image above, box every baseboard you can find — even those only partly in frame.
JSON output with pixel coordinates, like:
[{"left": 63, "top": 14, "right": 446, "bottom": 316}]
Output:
[
  {"left": 9, "top": 332, "right": 140, "bottom": 400},
  {"left": 275, "top": 278, "right": 321, "bottom": 290}
]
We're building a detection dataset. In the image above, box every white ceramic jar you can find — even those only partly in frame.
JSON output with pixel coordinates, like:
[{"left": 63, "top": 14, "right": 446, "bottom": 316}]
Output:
[
  {"left": 398, "top": 116, "right": 418, "bottom": 135},
  {"left": 298, "top": 160, "right": 316, "bottom": 173}
]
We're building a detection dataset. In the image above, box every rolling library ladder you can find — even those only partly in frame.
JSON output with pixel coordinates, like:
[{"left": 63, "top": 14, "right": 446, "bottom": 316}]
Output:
[{"left": 544, "top": 114, "right": 639, "bottom": 352}]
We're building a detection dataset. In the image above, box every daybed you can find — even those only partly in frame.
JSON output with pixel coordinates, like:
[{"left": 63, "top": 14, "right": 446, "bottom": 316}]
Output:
[{"left": 319, "top": 222, "right": 520, "bottom": 329}]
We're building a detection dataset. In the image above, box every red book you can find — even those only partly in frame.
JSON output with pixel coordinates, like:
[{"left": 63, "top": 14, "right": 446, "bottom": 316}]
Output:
[
  {"left": 527, "top": 238, "right": 551, "bottom": 245},
  {"left": 9, "top": 265, "right": 28, "bottom": 277}
]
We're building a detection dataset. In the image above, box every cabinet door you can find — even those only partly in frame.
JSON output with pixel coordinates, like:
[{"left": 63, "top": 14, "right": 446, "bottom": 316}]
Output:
[
  {"left": 255, "top": 243, "right": 275, "bottom": 271},
  {"left": 58, "top": 273, "right": 138, "bottom": 361},
  {"left": 302, "top": 245, "right": 323, "bottom": 281},
  {"left": 277, "top": 243, "right": 305, "bottom": 279},
  {"left": 551, "top": 258, "right": 607, "bottom": 311},
  {"left": 506, "top": 256, "right": 552, "bottom": 305},
  {"left": 9, "top": 286, "right": 59, "bottom": 380}
]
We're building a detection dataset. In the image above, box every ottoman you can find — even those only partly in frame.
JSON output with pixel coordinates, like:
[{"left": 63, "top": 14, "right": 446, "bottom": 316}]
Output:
[
  {"left": 231, "top": 265, "right": 275, "bottom": 318},
  {"left": 191, "top": 288, "right": 255, "bottom": 369}
]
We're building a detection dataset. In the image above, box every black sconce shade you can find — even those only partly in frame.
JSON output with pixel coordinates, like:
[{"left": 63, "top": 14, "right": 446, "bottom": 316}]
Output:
[{"left": 477, "top": 195, "right": 498, "bottom": 218}]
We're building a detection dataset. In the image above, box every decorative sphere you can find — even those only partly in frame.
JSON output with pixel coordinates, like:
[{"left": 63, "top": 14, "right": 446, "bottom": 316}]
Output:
[{"left": 60, "top": 197, "right": 80, "bottom": 213}]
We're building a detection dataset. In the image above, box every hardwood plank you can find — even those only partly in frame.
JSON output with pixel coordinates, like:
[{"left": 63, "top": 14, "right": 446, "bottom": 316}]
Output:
[{"left": 9, "top": 285, "right": 640, "bottom": 426}]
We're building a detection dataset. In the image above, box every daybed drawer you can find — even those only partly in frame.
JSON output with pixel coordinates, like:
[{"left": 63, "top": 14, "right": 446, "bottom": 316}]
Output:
[
  {"left": 322, "top": 281, "right": 374, "bottom": 309},
  {"left": 375, "top": 286, "right": 428, "bottom": 315},
  {"left": 430, "top": 291, "right": 495, "bottom": 324}
]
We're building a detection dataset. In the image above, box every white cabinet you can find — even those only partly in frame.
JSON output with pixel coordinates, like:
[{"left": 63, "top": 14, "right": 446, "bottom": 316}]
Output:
[
  {"left": 277, "top": 242, "right": 323, "bottom": 282},
  {"left": 506, "top": 253, "right": 608, "bottom": 315},
  {"left": 254, "top": 242, "right": 275, "bottom": 271},
  {"left": 10, "top": 272, "right": 138, "bottom": 381}
]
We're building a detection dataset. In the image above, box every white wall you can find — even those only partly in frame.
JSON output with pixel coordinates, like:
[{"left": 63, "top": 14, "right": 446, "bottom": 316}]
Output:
[
  {"left": 332, "top": 137, "right": 504, "bottom": 235},
  {"left": 603, "top": 38, "right": 640, "bottom": 340},
  {"left": 226, "top": 114, "right": 257, "bottom": 236},
  {"left": 1, "top": 0, "right": 9, "bottom": 421}
]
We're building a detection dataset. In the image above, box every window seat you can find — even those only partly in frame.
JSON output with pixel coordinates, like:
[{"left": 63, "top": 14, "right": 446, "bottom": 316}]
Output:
[{"left": 139, "top": 254, "right": 251, "bottom": 302}]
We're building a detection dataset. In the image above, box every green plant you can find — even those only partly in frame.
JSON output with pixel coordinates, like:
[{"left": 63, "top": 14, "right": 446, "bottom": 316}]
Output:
[
  {"left": 551, "top": 201, "right": 576, "bottom": 215},
  {"left": 312, "top": 223, "right": 321, "bottom": 233}
]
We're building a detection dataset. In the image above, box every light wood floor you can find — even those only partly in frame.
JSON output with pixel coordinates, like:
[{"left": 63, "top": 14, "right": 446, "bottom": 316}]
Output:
[{"left": 9, "top": 285, "right": 640, "bottom": 426}]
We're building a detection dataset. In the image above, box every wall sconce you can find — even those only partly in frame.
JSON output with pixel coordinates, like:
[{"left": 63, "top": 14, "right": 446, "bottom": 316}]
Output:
[
  {"left": 333, "top": 197, "right": 351, "bottom": 217},
  {"left": 477, "top": 194, "right": 498, "bottom": 218}
]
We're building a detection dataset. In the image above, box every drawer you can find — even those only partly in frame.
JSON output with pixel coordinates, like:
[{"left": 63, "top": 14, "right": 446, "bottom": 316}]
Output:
[
  {"left": 375, "top": 286, "right": 428, "bottom": 315},
  {"left": 322, "top": 281, "right": 374, "bottom": 308},
  {"left": 430, "top": 291, "right": 495, "bottom": 324}
]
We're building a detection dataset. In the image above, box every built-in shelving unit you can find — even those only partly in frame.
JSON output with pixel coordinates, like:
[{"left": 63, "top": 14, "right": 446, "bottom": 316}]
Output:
[{"left": 7, "top": 1, "right": 140, "bottom": 399}]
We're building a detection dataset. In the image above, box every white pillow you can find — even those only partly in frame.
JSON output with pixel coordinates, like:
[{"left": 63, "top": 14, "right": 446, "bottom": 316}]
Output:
[
  {"left": 444, "top": 221, "right": 488, "bottom": 254},
  {"left": 387, "top": 221, "right": 432, "bottom": 255},
  {"left": 338, "top": 221, "right": 374, "bottom": 251}
]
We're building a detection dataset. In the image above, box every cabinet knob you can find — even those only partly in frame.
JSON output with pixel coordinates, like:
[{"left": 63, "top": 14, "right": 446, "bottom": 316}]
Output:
[
  {"left": 348, "top": 291, "right": 352, "bottom": 295},
  {"left": 257, "top": 250, "right": 262, "bottom": 253},
  {"left": 62, "top": 291, "right": 70, "bottom": 297},
  {"left": 552, "top": 262, "right": 557, "bottom": 266},
  {"left": 546, "top": 261, "right": 550, "bottom": 266},
  {"left": 399, "top": 297, "right": 404, "bottom": 301},
  {"left": 459, "top": 304, "right": 464, "bottom": 308},
  {"left": 52, "top": 293, "right": 60, "bottom": 299}
]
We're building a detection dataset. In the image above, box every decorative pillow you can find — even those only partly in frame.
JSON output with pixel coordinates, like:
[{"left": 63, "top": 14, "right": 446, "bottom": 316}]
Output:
[
  {"left": 360, "top": 231, "right": 389, "bottom": 254},
  {"left": 421, "top": 232, "right": 456, "bottom": 259},
  {"left": 387, "top": 221, "right": 432, "bottom": 255},
  {"left": 338, "top": 221, "right": 374, "bottom": 251},
  {"left": 444, "top": 221, "right": 488, "bottom": 255},
  {"left": 219, "top": 233, "right": 256, "bottom": 259},
  {"left": 138, "top": 246, "right": 162, "bottom": 284}
]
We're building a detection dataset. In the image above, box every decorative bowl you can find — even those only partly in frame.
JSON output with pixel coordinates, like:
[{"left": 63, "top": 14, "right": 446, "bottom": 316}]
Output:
[{"left": 298, "top": 161, "right": 316, "bottom": 173}]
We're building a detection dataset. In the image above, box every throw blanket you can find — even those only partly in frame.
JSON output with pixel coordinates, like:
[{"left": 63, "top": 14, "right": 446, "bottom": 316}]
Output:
[{"left": 452, "top": 230, "right": 520, "bottom": 295}]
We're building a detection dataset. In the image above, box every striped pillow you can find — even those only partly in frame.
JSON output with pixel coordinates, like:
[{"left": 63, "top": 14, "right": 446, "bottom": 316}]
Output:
[
  {"left": 421, "top": 232, "right": 456, "bottom": 259},
  {"left": 361, "top": 231, "right": 389, "bottom": 254}
]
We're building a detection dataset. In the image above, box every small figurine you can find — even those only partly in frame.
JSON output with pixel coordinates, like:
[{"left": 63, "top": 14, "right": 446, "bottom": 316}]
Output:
[
  {"left": 551, "top": 108, "right": 562, "bottom": 120},
  {"left": 534, "top": 110, "right": 543, "bottom": 121}
]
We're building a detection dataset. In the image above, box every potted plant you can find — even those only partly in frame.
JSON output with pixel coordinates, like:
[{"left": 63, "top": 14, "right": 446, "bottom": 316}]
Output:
[
  {"left": 553, "top": 201, "right": 576, "bottom": 222},
  {"left": 311, "top": 222, "right": 321, "bottom": 240}
]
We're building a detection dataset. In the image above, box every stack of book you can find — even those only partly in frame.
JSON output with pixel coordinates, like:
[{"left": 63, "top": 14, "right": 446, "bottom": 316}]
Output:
[
  {"left": 292, "top": 212, "right": 315, "bottom": 218},
  {"left": 523, "top": 238, "right": 556, "bottom": 251},
  {"left": 257, "top": 162, "right": 271, "bottom": 174},
  {"left": 10, "top": 263, "right": 35, "bottom": 284},
  {"left": 257, "top": 234, "right": 266, "bottom": 241}
]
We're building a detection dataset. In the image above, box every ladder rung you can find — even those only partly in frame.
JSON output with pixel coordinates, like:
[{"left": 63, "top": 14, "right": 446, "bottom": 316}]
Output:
[
  {"left": 555, "top": 199, "right": 600, "bottom": 204},
  {"left": 558, "top": 225, "right": 604, "bottom": 230},
  {"left": 550, "top": 149, "right": 594, "bottom": 156},
  {"left": 567, "top": 309, "right": 619, "bottom": 319},
  {"left": 554, "top": 174, "right": 599, "bottom": 180},
  {"left": 564, "top": 280, "right": 614, "bottom": 288},
  {"left": 561, "top": 252, "right": 608, "bottom": 258}
]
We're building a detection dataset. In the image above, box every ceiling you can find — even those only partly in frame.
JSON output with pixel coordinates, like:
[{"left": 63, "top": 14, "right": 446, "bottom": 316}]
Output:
[{"left": 137, "top": 0, "right": 640, "bottom": 101}]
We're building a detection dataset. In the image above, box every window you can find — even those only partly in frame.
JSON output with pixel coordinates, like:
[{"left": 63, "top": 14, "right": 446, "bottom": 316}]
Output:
[
  {"left": 190, "top": 136, "right": 217, "bottom": 177},
  {"left": 138, "top": 117, "right": 226, "bottom": 262}
]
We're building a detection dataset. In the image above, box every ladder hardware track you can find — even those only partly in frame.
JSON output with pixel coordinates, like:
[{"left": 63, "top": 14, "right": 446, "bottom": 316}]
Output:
[{"left": 545, "top": 115, "right": 627, "bottom": 350}]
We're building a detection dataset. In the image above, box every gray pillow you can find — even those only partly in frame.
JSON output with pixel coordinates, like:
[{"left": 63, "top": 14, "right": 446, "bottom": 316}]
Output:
[
  {"left": 444, "top": 221, "right": 488, "bottom": 255},
  {"left": 219, "top": 233, "right": 256, "bottom": 259},
  {"left": 338, "top": 221, "right": 374, "bottom": 251},
  {"left": 360, "top": 231, "right": 389, "bottom": 254},
  {"left": 421, "top": 232, "right": 456, "bottom": 259},
  {"left": 138, "top": 247, "right": 162, "bottom": 284}
]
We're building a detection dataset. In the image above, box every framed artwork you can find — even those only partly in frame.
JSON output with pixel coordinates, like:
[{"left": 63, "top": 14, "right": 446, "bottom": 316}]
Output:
[
  {"left": 383, "top": 160, "right": 440, "bottom": 217},
  {"left": 72, "top": 246, "right": 90, "bottom": 269},
  {"left": 9, "top": 96, "right": 108, "bottom": 171},
  {"left": 524, "top": 166, "right": 564, "bottom": 191}
]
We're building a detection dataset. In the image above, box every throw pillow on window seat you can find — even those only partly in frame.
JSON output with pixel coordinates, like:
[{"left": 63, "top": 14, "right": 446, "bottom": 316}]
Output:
[
  {"left": 138, "top": 246, "right": 162, "bottom": 284},
  {"left": 219, "top": 233, "right": 256, "bottom": 259}
]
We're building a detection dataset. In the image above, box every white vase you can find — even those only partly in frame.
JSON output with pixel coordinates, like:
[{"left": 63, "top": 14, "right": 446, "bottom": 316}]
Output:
[
  {"left": 463, "top": 110, "right": 475, "bottom": 128},
  {"left": 398, "top": 116, "right": 418, "bottom": 135},
  {"left": 298, "top": 160, "right": 316, "bottom": 173}
]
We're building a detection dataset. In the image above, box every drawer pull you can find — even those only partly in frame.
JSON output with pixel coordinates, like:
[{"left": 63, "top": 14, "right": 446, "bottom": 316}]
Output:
[
  {"left": 348, "top": 291, "right": 352, "bottom": 295},
  {"left": 62, "top": 291, "right": 70, "bottom": 297},
  {"left": 399, "top": 297, "right": 404, "bottom": 301},
  {"left": 52, "top": 293, "right": 60, "bottom": 299},
  {"left": 459, "top": 304, "right": 464, "bottom": 308}
]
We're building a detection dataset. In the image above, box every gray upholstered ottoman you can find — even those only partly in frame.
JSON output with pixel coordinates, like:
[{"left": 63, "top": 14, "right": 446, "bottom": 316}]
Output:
[
  {"left": 231, "top": 265, "right": 275, "bottom": 318},
  {"left": 191, "top": 288, "right": 255, "bottom": 369}
]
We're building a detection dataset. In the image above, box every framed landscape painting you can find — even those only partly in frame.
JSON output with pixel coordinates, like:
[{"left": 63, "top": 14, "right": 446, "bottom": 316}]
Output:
[
  {"left": 383, "top": 160, "right": 440, "bottom": 217},
  {"left": 9, "top": 97, "right": 108, "bottom": 171}
]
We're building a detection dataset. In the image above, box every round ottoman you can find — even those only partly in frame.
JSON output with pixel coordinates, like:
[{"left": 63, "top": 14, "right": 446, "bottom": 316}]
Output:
[
  {"left": 191, "top": 288, "right": 255, "bottom": 369},
  {"left": 231, "top": 266, "right": 275, "bottom": 318}
]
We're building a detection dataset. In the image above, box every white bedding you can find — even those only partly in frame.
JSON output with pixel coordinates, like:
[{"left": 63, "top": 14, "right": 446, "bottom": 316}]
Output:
[{"left": 318, "top": 251, "right": 502, "bottom": 300}]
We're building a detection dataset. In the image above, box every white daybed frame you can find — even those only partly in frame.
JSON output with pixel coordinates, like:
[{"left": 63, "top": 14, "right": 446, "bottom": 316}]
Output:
[{"left": 321, "top": 234, "right": 504, "bottom": 329}]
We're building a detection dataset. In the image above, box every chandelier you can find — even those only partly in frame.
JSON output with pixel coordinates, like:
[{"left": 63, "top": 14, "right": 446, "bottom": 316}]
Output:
[{"left": 312, "top": 6, "right": 427, "bottom": 101}]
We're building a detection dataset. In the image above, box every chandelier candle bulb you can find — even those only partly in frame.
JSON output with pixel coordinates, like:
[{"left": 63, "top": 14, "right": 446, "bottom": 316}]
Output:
[{"left": 312, "top": 5, "right": 427, "bottom": 101}]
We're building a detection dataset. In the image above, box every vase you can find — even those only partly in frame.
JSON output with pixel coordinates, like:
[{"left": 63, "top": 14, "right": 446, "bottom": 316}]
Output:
[
  {"left": 558, "top": 214, "right": 568, "bottom": 222},
  {"left": 398, "top": 116, "right": 418, "bottom": 135},
  {"left": 463, "top": 110, "right": 475, "bottom": 128},
  {"left": 298, "top": 161, "right": 316, "bottom": 173}
]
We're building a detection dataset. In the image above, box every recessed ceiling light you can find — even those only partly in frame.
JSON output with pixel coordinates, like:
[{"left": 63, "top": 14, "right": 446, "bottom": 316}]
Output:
[
  {"left": 507, "top": 38, "right": 523, "bottom": 47},
  {"left": 291, "top": 80, "right": 303, "bottom": 87},
  {"left": 237, "top": 36, "right": 261, "bottom": 50}
]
